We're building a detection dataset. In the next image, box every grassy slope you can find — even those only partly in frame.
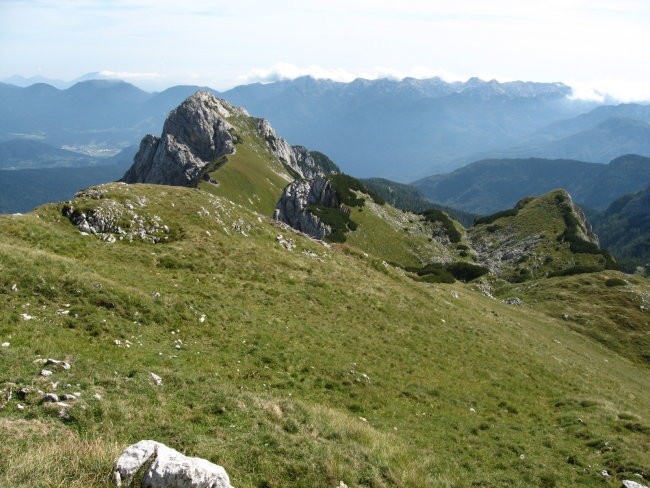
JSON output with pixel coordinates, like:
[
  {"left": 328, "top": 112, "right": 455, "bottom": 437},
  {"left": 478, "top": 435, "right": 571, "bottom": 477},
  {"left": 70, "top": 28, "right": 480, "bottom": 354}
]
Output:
[
  {"left": 198, "top": 115, "right": 293, "bottom": 216},
  {"left": 344, "top": 200, "right": 458, "bottom": 268},
  {"left": 0, "top": 183, "right": 648, "bottom": 488},
  {"left": 493, "top": 272, "right": 650, "bottom": 365}
]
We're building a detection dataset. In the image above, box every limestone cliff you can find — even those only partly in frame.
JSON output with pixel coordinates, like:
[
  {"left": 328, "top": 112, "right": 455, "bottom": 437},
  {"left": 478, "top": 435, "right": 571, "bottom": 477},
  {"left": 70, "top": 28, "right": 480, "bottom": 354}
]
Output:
[
  {"left": 273, "top": 177, "right": 339, "bottom": 240},
  {"left": 121, "top": 92, "right": 245, "bottom": 186}
]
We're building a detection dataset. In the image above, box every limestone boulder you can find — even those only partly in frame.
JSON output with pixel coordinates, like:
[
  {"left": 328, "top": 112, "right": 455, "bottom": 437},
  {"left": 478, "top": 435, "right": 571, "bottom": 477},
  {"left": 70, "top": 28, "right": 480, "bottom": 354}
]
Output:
[{"left": 113, "top": 440, "right": 233, "bottom": 488}]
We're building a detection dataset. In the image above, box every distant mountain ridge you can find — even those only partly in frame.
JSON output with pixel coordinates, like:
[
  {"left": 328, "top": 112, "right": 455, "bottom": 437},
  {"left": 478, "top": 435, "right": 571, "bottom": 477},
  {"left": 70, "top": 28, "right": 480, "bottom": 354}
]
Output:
[
  {"left": 460, "top": 105, "right": 650, "bottom": 164},
  {"left": 0, "top": 76, "right": 599, "bottom": 181},
  {"left": 593, "top": 186, "right": 650, "bottom": 273},
  {"left": 413, "top": 154, "right": 650, "bottom": 215},
  {"left": 0, "top": 80, "right": 218, "bottom": 152},
  {"left": 3, "top": 75, "right": 650, "bottom": 182},
  {"left": 222, "top": 76, "right": 592, "bottom": 179}
]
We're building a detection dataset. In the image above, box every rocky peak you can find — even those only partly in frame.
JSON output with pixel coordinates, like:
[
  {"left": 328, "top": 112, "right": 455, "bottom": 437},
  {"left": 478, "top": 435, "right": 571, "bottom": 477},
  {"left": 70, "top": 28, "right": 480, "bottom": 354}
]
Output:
[
  {"left": 121, "top": 91, "right": 245, "bottom": 186},
  {"left": 121, "top": 91, "right": 338, "bottom": 190}
]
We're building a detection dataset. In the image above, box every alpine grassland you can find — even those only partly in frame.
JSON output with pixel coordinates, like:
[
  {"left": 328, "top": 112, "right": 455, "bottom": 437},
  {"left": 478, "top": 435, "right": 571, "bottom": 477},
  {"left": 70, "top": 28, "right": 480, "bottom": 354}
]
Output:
[{"left": 0, "top": 182, "right": 648, "bottom": 487}]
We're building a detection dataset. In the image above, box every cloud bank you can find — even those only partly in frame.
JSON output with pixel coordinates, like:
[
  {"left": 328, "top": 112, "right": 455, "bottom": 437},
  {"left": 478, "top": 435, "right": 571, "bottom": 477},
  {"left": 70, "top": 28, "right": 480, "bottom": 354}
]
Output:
[
  {"left": 237, "top": 62, "right": 468, "bottom": 85},
  {"left": 236, "top": 63, "right": 650, "bottom": 102}
]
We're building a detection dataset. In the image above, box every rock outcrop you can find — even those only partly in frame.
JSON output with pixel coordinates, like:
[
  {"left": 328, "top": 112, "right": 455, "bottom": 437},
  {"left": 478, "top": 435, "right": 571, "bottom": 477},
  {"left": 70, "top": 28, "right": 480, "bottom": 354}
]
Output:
[
  {"left": 562, "top": 190, "right": 599, "bottom": 246},
  {"left": 468, "top": 189, "right": 606, "bottom": 278},
  {"left": 256, "top": 119, "right": 339, "bottom": 179},
  {"left": 121, "top": 92, "right": 246, "bottom": 186},
  {"left": 62, "top": 185, "right": 173, "bottom": 243},
  {"left": 113, "top": 440, "right": 234, "bottom": 488},
  {"left": 273, "top": 177, "right": 339, "bottom": 239}
]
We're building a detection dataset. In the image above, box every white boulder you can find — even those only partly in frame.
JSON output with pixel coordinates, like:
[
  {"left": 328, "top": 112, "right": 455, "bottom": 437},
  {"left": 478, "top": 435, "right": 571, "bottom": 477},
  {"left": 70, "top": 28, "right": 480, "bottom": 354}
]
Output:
[
  {"left": 623, "top": 480, "right": 649, "bottom": 488},
  {"left": 113, "top": 440, "right": 233, "bottom": 488}
]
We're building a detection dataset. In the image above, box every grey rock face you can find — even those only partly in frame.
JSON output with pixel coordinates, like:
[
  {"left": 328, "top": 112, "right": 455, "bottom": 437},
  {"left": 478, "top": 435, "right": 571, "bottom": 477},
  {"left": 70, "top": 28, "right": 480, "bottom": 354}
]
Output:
[
  {"left": 564, "top": 190, "right": 599, "bottom": 246},
  {"left": 623, "top": 480, "right": 649, "bottom": 488},
  {"left": 256, "top": 119, "right": 339, "bottom": 179},
  {"left": 274, "top": 177, "right": 339, "bottom": 239},
  {"left": 122, "top": 92, "right": 243, "bottom": 186},
  {"left": 113, "top": 440, "right": 233, "bottom": 488}
]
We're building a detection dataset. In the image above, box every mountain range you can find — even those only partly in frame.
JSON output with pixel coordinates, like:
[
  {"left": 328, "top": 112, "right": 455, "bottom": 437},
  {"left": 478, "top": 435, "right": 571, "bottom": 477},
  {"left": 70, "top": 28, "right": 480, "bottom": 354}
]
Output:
[
  {"left": 413, "top": 154, "right": 650, "bottom": 215},
  {"left": 3, "top": 76, "right": 649, "bottom": 182}
]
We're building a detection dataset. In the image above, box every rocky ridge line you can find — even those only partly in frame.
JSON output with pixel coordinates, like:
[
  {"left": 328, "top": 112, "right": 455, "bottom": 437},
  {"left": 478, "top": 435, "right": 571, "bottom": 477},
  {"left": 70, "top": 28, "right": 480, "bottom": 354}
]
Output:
[{"left": 255, "top": 118, "right": 339, "bottom": 179}]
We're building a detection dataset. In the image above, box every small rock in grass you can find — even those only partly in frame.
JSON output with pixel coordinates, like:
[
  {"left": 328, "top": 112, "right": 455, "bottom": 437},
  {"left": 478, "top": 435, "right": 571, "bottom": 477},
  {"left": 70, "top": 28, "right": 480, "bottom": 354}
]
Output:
[
  {"left": 17, "top": 387, "right": 34, "bottom": 400},
  {"left": 41, "top": 393, "right": 59, "bottom": 403},
  {"left": 16, "top": 404, "right": 25, "bottom": 411},
  {"left": 40, "top": 369, "right": 53, "bottom": 377},
  {"left": 149, "top": 372, "right": 163, "bottom": 386},
  {"left": 1, "top": 342, "right": 9, "bottom": 347},
  {"left": 45, "top": 358, "right": 71, "bottom": 370},
  {"left": 20, "top": 313, "right": 33, "bottom": 321},
  {"left": 46, "top": 358, "right": 71, "bottom": 370},
  {"left": 94, "top": 393, "right": 103, "bottom": 400},
  {"left": 11, "top": 284, "right": 18, "bottom": 292}
]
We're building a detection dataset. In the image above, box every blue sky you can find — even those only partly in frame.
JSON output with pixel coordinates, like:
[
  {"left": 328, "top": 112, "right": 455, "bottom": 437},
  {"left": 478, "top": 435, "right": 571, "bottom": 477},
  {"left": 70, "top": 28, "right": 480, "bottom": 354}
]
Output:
[{"left": 1, "top": 0, "right": 649, "bottom": 100}]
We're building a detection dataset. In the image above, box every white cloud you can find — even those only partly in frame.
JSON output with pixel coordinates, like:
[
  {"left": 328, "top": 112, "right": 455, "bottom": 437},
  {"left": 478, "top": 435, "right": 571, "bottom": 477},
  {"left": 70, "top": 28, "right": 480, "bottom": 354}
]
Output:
[
  {"left": 568, "top": 79, "right": 650, "bottom": 103},
  {"left": 99, "top": 70, "right": 162, "bottom": 80},
  {"left": 237, "top": 62, "right": 470, "bottom": 85}
]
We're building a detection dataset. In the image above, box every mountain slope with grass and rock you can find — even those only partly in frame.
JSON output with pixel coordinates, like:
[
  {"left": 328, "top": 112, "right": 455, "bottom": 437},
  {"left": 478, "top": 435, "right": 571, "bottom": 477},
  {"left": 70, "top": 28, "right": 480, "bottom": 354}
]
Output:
[{"left": 0, "top": 92, "right": 648, "bottom": 488}]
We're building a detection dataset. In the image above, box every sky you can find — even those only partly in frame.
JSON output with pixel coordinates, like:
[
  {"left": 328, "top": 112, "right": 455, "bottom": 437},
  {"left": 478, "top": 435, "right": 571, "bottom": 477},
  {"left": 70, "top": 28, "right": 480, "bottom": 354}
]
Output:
[{"left": 1, "top": 0, "right": 649, "bottom": 101}]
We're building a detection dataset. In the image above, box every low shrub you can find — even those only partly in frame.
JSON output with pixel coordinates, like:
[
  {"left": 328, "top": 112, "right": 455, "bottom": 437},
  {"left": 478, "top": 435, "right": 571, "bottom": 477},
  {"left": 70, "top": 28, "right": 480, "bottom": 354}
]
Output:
[
  {"left": 419, "top": 209, "right": 462, "bottom": 243},
  {"left": 447, "top": 262, "right": 490, "bottom": 282},
  {"left": 474, "top": 208, "right": 519, "bottom": 226},
  {"left": 406, "top": 261, "right": 489, "bottom": 283},
  {"left": 605, "top": 278, "right": 627, "bottom": 287},
  {"left": 548, "top": 265, "right": 603, "bottom": 277},
  {"left": 328, "top": 173, "right": 384, "bottom": 206}
]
